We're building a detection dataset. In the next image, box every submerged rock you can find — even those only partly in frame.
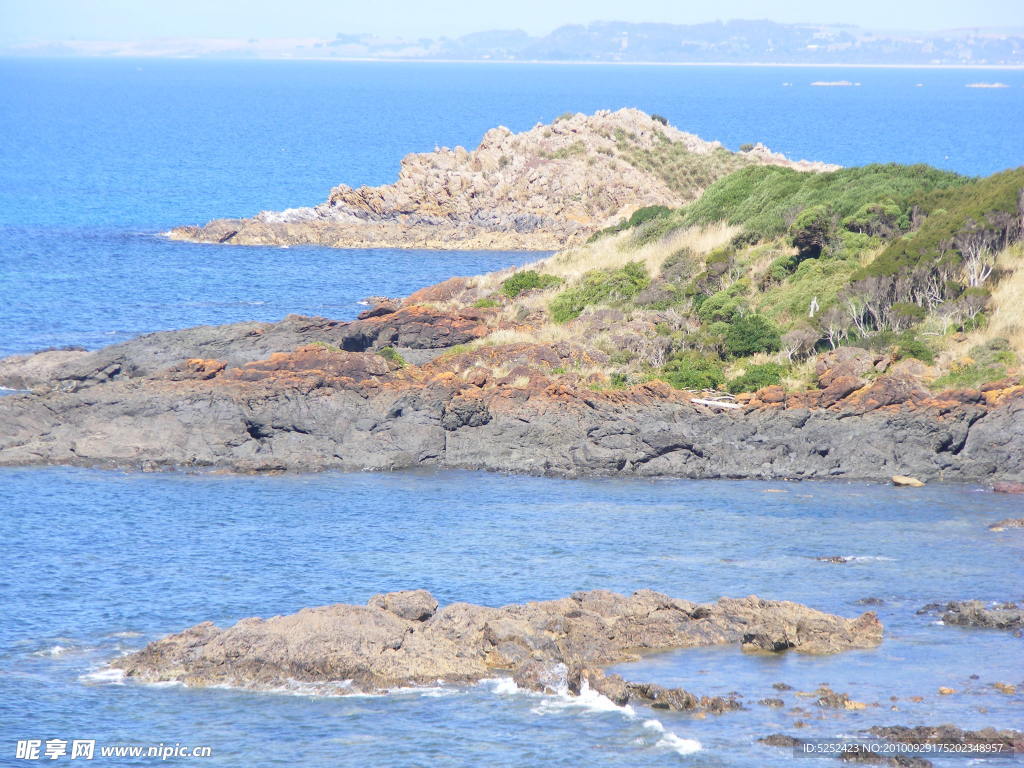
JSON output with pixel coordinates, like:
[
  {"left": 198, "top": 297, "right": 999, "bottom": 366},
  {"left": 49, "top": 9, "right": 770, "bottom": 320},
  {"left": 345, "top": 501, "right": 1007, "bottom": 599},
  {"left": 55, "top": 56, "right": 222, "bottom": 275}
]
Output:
[
  {"left": 867, "top": 725, "right": 1023, "bottom": 751},
  {"left": 919, "top": 600, "right": 1024, "bottom": 632},
  {"left": 112, "top": 589, "right": 883, "bottom": 694},
  {"left": 988, "top": 518, "right": 1024, "bottom": 531},
  {"left": 992, "top": 481, "right": 1024, "bottom": 494}
]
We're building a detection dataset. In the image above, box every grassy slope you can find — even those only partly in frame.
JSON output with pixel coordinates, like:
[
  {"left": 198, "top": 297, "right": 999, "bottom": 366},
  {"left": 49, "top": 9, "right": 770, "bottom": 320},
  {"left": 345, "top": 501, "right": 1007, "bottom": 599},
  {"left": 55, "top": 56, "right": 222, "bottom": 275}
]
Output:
[{"left": 460, "top": 163, "right": 1024, "bottom": 395}]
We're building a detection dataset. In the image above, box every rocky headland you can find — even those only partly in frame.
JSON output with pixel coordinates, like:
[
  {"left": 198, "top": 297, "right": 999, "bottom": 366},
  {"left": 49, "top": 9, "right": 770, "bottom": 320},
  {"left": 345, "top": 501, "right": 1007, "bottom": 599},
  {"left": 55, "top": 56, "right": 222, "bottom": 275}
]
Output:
[
  {"left": 3, "top": 112, "right": 1023, "bottom": 483},
  {"left": 0, "top": 301, "right": 1022, "bottom": 481},
  {"left": 168, "top": 109, "right": 835, "bottom": 250},
  {"left": 111, "top": 588, "right": 882, "bottom": 700}
]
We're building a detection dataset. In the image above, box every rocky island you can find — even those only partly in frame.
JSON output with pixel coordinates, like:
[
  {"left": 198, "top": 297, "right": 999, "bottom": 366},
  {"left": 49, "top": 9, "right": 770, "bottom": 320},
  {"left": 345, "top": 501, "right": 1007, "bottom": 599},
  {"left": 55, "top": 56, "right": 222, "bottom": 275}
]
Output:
[
  {"left": 112, "top": 588, "right": 882, "bottom": 703},
  {"left": 169, "top": 109, "right": 834, "bottom": 250},
  {"left": 2, "top": 110, "right": 1022, "bottom": 484}
]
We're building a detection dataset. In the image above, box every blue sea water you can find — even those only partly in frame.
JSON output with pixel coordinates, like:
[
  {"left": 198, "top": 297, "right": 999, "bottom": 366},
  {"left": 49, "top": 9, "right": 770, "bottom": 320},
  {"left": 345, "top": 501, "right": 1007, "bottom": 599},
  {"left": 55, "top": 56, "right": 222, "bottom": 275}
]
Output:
[{"left": 1, "top": 59, "right": 1023, "bottom": 766}]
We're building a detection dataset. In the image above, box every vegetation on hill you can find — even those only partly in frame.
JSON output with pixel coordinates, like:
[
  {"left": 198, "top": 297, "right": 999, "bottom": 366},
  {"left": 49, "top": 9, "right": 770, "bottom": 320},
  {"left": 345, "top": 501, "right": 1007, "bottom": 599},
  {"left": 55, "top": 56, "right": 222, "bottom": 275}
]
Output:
[{"left": 461, "top": 162, "right": 1024, "bottom": 395}]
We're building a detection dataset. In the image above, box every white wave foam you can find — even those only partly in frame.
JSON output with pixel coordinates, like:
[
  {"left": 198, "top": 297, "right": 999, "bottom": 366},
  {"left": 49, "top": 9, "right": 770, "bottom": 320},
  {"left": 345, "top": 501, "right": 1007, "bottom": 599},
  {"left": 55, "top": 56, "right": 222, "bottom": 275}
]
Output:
[
  {"left": 105, "top": 631, "right": 143, "bottom": 638},
  {"left": 656, "top": 731, "right": 702, "bottom": 756},
  {"left": 80, "top": 667, "right": 125, "bottom": 685},
  {"left": 33, "top": 644, "right": 72, "bottom": 657},
  {"left": 487, "top": 677, "right": 523, "bottom": 696}
]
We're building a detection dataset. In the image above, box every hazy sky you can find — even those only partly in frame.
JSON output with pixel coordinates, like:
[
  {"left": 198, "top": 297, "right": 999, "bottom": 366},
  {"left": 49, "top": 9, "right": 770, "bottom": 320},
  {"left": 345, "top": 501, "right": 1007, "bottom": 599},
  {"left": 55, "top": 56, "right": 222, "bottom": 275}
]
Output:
[{"left": 1, "top": 0, "right": 1022, "bottom": 44}]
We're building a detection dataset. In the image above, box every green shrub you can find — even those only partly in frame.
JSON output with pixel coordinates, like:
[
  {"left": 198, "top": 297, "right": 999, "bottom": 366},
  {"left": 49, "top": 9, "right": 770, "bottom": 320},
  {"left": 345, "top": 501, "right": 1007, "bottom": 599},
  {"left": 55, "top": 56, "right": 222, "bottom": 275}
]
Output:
[
  {"left": 472, "top": 297, "right": 499, "bottom": 308},
  {"left": 859, "top": 167, "right": 1024, "bottom": 280},
  {"left": 660, "top": 353, "right": 726, "bottom": 391},
  {"left": 842, "top": 200, "right": 905, "bottom": 237},
  {"left": 889, "top": 302, "right": 927, "bottom": 331},
  {"left": 651, "top": 114, "right": 669, "bottom": 126},
  {"left": 680, "top": 163, "right": 966, "bottom": 243},
  {"left": 932, "top": 362, "right": 1009, "bottom": 391},
  {"left": 698, "top": 289, "right": 747, "bottom": 324},
  {"left": 894, "top": 334, "right": 934, "bottom": 364},
  {"left": 724, "top": 314, "right": 782, "bottom": 357},
  {"left": 549, "top": 262, "right": 649, "bottom": 322},
  {"left": 727, "top": 362, "right": 786, "bottom": 394},
  {"left": 501, "top": 270, "right": 562, "bottom": 298},
  {"left": 609, "top": 372, "right": 630, "bottom": 388},
  {"left": 586, "top": 205, "right": 675, "bottom": 243},
  {"left": 378, "top": 346, "right": 407, "bottom": 367},
  {"left": 970, "top": 337, "right": 1017, "bottom": 367},
  {"left": 765, "top": 254, "right": 799, "bottom": 283},
  {"left": 790, "top": 204, "right": 836, "bottom": 260}
]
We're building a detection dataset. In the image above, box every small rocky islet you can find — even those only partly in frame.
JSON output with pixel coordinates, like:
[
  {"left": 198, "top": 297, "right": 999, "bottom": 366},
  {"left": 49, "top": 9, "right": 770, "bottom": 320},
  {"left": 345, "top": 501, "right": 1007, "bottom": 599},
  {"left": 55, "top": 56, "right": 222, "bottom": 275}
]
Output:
[{"left": 113, "top": 588, "right": 882, "bottom": 697}]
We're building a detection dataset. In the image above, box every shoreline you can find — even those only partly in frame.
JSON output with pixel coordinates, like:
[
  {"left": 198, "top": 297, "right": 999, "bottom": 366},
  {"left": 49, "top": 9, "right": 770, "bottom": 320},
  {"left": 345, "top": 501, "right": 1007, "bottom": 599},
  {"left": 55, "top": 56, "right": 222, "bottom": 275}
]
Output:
[{"left": 3, "top": 55, "right": 1024, "bottom": 70}]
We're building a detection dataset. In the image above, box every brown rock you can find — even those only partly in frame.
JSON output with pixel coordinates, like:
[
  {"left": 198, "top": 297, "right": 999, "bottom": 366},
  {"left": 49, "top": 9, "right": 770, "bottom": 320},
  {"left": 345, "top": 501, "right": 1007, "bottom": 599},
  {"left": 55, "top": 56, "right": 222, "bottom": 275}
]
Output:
[
  {"left": 816, "top": 347, "right": 879, "bottom": 388},
  {"left": 847, "top": 376, "right": 929, "bottom": 411},
  {"left": 367, "top": 589, "right": 439, "bottom": 621},
  {"left": 988, "top": 518, "right": 1024, "bottom": 531},
  {"left": 992, "top": 482, "right": 1024, "bottom": 494},
  {"left": 820, "top": 375, "right": 865, "bottom": 407},
  {"left": 757, "top": 385, "right": 787, "bottom": 404},
  {"left": 892, "top": 475, "right": 925, "bottom": 487},
  {"left": 112, "top": 590, "right": 883, "bottom": 694},
  {"left": 168, "top": 109, "right": 837, "bottom": 251}
]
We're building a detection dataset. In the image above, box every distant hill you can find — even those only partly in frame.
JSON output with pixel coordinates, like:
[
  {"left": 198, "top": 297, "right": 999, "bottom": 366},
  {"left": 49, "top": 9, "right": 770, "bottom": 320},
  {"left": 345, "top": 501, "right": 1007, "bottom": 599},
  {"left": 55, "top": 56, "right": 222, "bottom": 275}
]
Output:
[{"left": 9, "top": 20, "right": 1024, "bottom": 66}]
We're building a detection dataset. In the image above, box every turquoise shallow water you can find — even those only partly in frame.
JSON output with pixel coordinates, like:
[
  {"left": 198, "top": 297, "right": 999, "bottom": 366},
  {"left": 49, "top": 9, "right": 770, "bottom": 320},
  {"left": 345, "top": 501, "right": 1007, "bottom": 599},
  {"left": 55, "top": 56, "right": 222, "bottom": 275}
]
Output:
[{"left": 1, "top": 59, "right": 1023, "bottom": 765}]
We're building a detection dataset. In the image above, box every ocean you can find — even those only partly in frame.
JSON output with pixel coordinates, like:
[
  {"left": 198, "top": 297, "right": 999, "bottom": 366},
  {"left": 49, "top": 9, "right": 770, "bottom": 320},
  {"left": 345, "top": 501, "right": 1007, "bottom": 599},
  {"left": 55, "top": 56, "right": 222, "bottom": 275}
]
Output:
[{"left": 1, "top": 59, "right": 1022, "bottom": 766}]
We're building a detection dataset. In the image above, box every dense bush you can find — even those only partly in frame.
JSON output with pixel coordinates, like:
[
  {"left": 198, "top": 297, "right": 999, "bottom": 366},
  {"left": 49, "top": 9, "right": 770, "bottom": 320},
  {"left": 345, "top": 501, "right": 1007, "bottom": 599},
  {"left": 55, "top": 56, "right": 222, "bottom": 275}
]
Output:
[
  {"left": 680, "top": 163, "right": 966, "bottom": 242},
  {"left": 501, "top": 270, "right": 563, "bottom": 298},
  {"left": 660, "top": 353, "right": 726, "bottom": 391},
  {"left": 859, "top": 167, "right": 1024, "bottom": 280},
  {"left": 727, "top": 362, "right": 786, "bottom": 394},
  {"left": 842, "top": 200, "right": 905, "bottom": 237},
  {"left": 549, "top": 262, "right": 650, "bottom": 322},
  {"left": 697, "top": 287, "right": 747, "bottom": 324},
  {"left": 587, "top": 205, "right": 676, "bottom": 243},
  {"left": 790, "top": 205, "right": 837, "bottom": 260},
  {"left": 724, "top": 314, "right": 782, "bottom": 357},
  {"left": 472, "top": 297, "right": 499, "bottom": 308}
]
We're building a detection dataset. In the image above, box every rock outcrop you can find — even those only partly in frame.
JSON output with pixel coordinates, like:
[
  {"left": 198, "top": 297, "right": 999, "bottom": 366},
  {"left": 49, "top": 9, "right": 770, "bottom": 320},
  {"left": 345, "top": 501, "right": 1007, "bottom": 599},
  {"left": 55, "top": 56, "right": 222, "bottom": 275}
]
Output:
[
  {"left": 918, "top": 601, "right": 1024, "bottom": 631},
  {"left": 867, "top": 725, "right": 1023, "bottom": 752},
  {"left": 112, "top": 589, "right": 882, "bottom": 694},
  {"left": 1, "top": 310, "right": 1023, "bottom": 481},
  {"left": 168, "top": 109, "right": 835, "bottom": 251}
]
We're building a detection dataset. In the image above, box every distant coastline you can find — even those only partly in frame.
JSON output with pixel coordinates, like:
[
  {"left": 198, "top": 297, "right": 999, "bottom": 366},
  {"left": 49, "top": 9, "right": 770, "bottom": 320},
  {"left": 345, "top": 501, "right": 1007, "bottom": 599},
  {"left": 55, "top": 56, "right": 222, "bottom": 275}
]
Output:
[{"left": 4, "top": 55, "right": 1024, "bottom": 69}]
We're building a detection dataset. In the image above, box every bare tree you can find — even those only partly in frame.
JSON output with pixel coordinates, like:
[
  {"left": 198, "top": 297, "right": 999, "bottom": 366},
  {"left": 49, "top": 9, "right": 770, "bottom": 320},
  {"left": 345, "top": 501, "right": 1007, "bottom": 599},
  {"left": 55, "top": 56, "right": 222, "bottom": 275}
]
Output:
[
  {"left": 782, "top": 327, "right": 821, "bottom": 361},
  {"left": 956, "top": 229, "right": 996, "bottom": 287},
  {"left": 820, "top": 306, "right": 850, "bottom": 349}
]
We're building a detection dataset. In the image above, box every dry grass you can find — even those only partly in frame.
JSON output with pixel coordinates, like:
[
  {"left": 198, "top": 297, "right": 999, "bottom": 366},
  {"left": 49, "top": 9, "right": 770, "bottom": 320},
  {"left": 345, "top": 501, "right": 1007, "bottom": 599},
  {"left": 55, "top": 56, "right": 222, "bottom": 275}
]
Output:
[
  {"left": 471, "top": 223, "right": 740, "bottom": 297},
  {"left": 940, "top": 244, "right": 1024, "bottom": 366},
  {"left": 470, "top": 323, "right": 580, "bottom": 348},
  {"left": 781, "top": 358, "right": 818, "bottom": 391},
  {"left": 542, "top": 223, "right": 739, "bottom": 283}
]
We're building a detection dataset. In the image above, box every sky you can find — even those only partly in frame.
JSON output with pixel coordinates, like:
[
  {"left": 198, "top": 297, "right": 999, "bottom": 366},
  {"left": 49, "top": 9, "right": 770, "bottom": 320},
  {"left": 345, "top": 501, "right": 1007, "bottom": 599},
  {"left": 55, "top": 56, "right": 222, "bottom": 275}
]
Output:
[{"left": 1, "top": 0, "right": 1022, "bottom": 44}]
